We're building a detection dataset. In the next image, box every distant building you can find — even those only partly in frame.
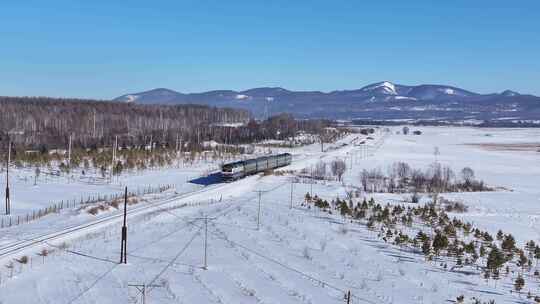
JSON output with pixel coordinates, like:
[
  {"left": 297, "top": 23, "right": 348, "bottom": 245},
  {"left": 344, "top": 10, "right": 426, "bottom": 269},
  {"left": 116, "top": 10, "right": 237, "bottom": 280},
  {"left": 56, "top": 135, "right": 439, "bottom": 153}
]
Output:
[{"left": 48, "top": 149, "right": 67, "bottom": 156}]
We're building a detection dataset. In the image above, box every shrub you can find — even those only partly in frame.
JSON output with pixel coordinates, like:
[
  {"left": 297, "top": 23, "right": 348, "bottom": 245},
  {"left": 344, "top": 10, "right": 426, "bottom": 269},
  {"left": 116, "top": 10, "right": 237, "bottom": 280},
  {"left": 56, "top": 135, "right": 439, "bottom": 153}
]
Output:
[{"left": 16, "top": 256, "right": 29, "bottom": 264}]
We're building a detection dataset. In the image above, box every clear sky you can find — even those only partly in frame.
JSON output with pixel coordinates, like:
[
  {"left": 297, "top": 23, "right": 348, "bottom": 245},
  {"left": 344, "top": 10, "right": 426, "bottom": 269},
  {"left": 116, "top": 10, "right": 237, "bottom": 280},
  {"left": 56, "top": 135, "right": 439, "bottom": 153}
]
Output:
[{"left": 1, "top": 0, "right": 539, "bottom": 99}]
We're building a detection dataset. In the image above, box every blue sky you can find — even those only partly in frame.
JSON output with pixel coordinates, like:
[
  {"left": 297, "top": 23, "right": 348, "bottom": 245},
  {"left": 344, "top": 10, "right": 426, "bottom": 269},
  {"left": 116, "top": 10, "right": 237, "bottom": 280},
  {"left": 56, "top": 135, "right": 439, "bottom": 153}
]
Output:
[{"left": 1, "top": 0, "right": 539, "bottom": 98}]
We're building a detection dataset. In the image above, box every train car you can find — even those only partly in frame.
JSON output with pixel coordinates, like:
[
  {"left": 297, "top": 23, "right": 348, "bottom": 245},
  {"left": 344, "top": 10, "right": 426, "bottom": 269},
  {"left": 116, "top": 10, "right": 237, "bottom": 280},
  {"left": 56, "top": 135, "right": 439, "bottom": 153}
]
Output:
[
  {"left": 244, "top": 159, "right": 257, "bottom": 175},
  {"left": 267, "top": 155, "right": 278, "bottom": 169},
  {"left": 256, "top": 156, "right": 269, "bottom": 172},
  {"left": 221, "top": 153, "right": 292, "bottom": 181},
  {"left": 220, "top": 161, "right": 245, "bottom": 180}
]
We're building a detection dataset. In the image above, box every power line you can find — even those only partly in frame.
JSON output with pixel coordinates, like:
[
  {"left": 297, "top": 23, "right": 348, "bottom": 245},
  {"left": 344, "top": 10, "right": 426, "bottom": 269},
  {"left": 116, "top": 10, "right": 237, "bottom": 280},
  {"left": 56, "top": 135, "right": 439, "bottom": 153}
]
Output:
[
  {"left": 67, "top": 263, "right": 119, "bottom": 304},
  {"left": 67, "top": 182, "right": 288, "bottom": 304},
  {"left": 205, "top": 225, "right": 376, "bottom": 304},
  {"left": 44, "top": 241, "right": 118, "bottom": 265},
  {"left": 149, "top": 182, "right": 376, "bottom": 304},
  {"left": 146, "top": 227, "right": 201, "bottom": 291},
  {"left": 65, "top": 201, "right": 208, "bottom": 303}
]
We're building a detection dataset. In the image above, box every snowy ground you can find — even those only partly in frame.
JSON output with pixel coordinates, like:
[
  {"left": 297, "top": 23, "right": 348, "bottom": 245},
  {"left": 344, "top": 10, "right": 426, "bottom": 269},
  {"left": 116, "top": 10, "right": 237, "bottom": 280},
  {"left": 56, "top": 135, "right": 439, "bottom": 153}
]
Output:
[
  {"left": 0, "top": 126, "right": 539, "bottom": 303},
  {"left": 2, "top": 162, "right": 219, "bottom": 216}
]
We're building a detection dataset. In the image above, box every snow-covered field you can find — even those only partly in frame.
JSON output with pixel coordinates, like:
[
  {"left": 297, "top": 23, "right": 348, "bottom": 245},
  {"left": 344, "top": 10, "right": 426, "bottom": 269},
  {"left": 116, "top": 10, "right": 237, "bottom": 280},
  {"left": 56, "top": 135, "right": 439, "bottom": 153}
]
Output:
[
  {"left": 3, "top": 162, "right": 219, "bottom": 216},
  {"left": 0, "top": 126, "right": 539, "bottom": 303}
]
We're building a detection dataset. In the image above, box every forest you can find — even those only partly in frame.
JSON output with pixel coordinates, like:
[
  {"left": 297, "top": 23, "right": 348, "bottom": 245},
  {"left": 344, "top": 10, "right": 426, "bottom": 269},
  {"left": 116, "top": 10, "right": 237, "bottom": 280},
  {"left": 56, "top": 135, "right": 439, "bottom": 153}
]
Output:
[{"left": 0, "top": 96, "right": 332, "bottom": 169}]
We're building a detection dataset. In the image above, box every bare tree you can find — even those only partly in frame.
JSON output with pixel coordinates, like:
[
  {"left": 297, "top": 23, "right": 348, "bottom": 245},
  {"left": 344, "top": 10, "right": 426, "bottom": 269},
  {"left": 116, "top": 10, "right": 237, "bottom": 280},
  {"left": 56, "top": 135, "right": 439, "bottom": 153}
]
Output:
[
  {"left": 461, "top": 167, "right": 475, "bottom": 185},
  {"left": 331, "top": 159, "right": 347, "bottom": 182},
  {"left": 394, "top": 162, "right": 411, "bottom": 187},
  {"left": 314, "top": 161, "right": 327, "bottom": 179},
  {"left": 359, "top": 169, "right": 369, "bottom": 191}
]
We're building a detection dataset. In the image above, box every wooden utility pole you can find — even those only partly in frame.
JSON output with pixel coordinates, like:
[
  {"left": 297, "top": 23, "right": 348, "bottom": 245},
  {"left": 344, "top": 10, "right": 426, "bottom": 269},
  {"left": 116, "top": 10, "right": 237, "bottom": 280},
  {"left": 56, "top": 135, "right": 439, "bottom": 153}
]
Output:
[
  {"left": 120, "top": 187, "right": 128, "bottom": 264},
  {"left": 5, "top": 141, "right": 11, "bottom": 215}
]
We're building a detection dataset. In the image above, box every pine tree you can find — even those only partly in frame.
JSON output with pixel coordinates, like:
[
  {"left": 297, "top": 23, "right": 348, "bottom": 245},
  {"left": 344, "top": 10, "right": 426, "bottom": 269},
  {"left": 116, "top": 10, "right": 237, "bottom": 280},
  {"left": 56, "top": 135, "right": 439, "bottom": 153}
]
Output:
[
  {"left": 432, "top": 231, "right": 449, "bottom": 256},
  {"left": 514, "top": 274, "right": 525, "bottom": 296},
  {"left": 339, "top": 200, "right": 351, "bottom": 216},
  {"left": 517, "top": 251, "right": 529, "bottom": 271},
  {"left": 422, "top": 238, "right": 432, "bottom": 259},
  {"left": 496, "top": 230, "right": 504, "bottom": 241},
  {"left": 501, "top": 234, "right": 516, "bottom": 252},
  {"left": 486, "top": 246, "right": 505, "bottom": 276}
]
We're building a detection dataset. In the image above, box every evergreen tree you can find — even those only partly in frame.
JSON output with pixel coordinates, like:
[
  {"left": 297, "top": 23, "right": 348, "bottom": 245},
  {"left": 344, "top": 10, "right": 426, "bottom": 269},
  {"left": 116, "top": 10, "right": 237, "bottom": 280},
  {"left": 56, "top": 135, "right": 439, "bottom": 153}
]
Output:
[
  {"left": 422, "top": 238, "right": 432, "bottom": 259},
  {"left": 432, "top": 231, "right": 449, "bottom": 256},
  {"left": 339, "top": 200, "right": 351, "bottom": 216},
  {"left": 486, "top": 246, "right": 505, "bottom": 275},
  {"left": 496, "top": 230, "right": 504, "bottom": 241},
  {"left": 514, "top": 274, "right": 525, "bottom": 296},
  {"left": 501, "top": 234, "right": 516, "bottom": 252}
]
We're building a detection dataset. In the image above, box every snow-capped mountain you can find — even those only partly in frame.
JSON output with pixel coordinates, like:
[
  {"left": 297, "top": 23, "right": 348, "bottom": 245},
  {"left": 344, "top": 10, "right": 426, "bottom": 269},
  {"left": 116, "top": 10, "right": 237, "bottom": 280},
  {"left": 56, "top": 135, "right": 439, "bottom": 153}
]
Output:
[
  {"left": 115, "top": 88, "right": 184, "bottom": 104},
  {"left": 359, "top": 81, "right": 399, "bottom": 95},
  {"left": 114, "top": 82, "right": 540, "bottom": 120}
]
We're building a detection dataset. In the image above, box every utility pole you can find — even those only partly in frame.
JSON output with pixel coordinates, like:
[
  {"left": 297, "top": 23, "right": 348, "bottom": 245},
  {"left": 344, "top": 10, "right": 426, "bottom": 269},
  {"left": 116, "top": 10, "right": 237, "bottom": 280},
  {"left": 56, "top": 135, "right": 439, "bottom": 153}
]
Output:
[
  {"left": 110, "top": 136, "right": 117, "bottom": 183},
  {"left": 253, "top": 190, "right": 267, "bottom": 230},
  {"left": 93, "top": 109, "right": 96, "bottom": 138},
  {"left": 290, "top": 179, "right": 294, "bottom": 209},
  {"left": 67, "top": 133, "right": 72, "bottom": 168},
  {"left": 5, "top": 140, "right": 11, "bottom": 215},
  {"left": 203, "top": 216, "right": 208, "bottom": 269},
  {"left": 194, "top": 215, "right": 216, "bottom": 269},
  {"left": 128, "top": 284, "right": 162, "bottom": 304},
  {"left": 310, "top": 165, "right": 313, "bottom": 198},
  {"left": 120, "top": 187, "right": 128, "bottom": 264},
  {"left": 346, "top": 290, "right": 351, "bottom": 304}
]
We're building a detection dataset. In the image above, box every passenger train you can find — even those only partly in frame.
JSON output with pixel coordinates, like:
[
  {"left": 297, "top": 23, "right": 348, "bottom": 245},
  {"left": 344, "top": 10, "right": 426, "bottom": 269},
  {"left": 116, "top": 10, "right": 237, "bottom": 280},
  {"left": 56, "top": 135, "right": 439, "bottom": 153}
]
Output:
[{"left": 221, "top": 153, "right": 292, "bottom": 181}]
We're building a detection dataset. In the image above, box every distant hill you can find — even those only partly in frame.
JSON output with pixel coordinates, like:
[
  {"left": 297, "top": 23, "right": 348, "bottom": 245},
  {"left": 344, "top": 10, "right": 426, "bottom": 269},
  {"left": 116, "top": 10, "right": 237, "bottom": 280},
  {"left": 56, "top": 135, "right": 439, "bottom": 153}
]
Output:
[{"left": 114, "top": 81, "right": 540, "bottom": 121}]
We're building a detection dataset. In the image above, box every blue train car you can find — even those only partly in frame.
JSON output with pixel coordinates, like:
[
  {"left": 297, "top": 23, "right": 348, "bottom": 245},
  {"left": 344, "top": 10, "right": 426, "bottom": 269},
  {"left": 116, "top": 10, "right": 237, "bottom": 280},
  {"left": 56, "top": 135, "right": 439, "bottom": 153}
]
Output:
[{"left": 221, "top": 153, "right": 292, "bottom": 181}]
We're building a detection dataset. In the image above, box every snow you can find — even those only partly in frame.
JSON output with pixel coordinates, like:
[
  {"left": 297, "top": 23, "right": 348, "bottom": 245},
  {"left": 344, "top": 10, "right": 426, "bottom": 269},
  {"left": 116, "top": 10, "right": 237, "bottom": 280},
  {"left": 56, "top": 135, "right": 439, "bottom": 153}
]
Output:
[
  {"left": 393, "top": 96, "right": 416, "bottom": 100},
  {"left": 123, "top": 94, "right": 139, "bottom": 103},
  {"left": 442, "top": 88, "right": 455, "bottom": 95},
  {"left": 235, "top": 94, "right": 249, "bottom": 100},
  {"left": 363, "top": 81, "right": 398, "bottom": 95},
  {"left": 1, "top": 127, "right": 540, "bottom": 303}
]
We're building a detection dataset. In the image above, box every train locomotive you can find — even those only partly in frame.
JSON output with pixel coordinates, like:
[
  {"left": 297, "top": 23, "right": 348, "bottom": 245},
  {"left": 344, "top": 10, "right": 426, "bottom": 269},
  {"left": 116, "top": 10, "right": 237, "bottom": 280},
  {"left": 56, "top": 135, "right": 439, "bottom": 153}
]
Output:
[{"left": 221, "top": 153, "right": 292, "bottom": 181}]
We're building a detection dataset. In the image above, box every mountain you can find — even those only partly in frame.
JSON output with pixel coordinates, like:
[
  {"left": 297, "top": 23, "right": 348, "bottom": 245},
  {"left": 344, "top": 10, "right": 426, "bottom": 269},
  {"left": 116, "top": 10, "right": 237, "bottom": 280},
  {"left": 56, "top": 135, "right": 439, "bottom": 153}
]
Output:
[{"left": 114, "top": 82, "right": 540, "bottom": 121}]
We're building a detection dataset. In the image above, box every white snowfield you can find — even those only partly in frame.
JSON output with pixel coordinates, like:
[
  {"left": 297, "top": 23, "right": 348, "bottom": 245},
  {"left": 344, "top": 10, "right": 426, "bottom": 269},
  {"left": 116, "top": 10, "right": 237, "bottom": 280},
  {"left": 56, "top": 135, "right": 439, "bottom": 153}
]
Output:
[{"left": 0, "top": 126, "right": 539, "bottom": 303}]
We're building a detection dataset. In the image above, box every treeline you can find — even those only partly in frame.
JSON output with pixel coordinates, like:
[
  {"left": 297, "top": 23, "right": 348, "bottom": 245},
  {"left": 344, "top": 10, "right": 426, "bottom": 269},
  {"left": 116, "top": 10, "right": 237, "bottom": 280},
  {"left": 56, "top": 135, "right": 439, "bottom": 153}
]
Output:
[
  {"left": 0, "top": 96, "right": 331, "bottom": 154},
  {"left": 0, "top": 96, "right": 249, "bottom": 150},
  {"left": 359, "top": 162, "right": 491, "bottom": 193}
]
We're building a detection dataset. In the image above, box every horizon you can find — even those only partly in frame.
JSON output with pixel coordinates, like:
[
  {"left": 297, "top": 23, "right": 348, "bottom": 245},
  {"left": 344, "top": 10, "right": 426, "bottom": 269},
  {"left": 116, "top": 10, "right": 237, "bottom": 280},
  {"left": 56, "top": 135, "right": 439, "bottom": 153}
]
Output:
[
  {"left": 1, "top": 1, "right": 539, "bottom": 98},
  {"left": 1, "top": 80, "right": 534, "bottom": 100}
]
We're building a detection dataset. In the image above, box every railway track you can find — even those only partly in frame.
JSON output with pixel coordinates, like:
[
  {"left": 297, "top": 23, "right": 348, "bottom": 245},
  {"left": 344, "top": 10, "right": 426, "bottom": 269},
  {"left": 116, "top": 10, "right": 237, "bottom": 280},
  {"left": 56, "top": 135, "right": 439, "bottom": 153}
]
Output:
[{"left": 0, "top": 182, "right": 230, "bottom": 261}]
